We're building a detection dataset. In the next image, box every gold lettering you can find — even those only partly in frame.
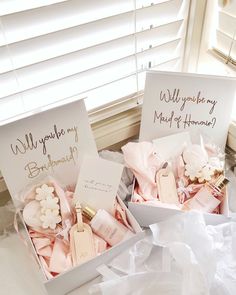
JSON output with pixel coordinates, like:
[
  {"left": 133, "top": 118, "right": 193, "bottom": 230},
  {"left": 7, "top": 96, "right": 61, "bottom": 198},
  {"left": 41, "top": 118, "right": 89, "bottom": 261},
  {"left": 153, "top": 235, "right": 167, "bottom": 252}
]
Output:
[
  {"left": 10, "top": 133, "right": 37, "bottom": 155},
  {"left": 24, "top": 162, "right": 40, "bottom": 178},
  {"left": 67, "top": 126, "right": 79, "bottom": 142},
  {"left": 183, "top": 114, "right": 217, "bottom": 129},
  {"left": 159, "top": 89, "right": 217, "bottom": 114},
  {"left": 38, "top": 124, "right": 66, "bottom": 155},
  {"left": 24, "top": 146, "right": 78, "bottom": 179},
  {"left": 153, "top": 110, "right": 174, "bottom": 128}
]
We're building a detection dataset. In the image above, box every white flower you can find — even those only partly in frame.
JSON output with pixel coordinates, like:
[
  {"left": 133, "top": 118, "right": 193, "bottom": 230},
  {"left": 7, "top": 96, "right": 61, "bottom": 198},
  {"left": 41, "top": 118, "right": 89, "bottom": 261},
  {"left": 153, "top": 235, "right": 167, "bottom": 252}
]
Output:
[
  {"left": 184, "top": 164, "right": 202, "bottom": 181},
  {"left": 197, "top": 165, "right": 215, "bottom": 183},
  {"left": 40, "top": 210, "right": 61, "bottom": 230},
  {"left": 41, "top": 207, "right": 59, "bottom": 215},
  {"left": 40, "top": 196, "right": 59, "bottom": 211},
  {"left": 35, "top": 184, "right": 54, "bottom": 201}
]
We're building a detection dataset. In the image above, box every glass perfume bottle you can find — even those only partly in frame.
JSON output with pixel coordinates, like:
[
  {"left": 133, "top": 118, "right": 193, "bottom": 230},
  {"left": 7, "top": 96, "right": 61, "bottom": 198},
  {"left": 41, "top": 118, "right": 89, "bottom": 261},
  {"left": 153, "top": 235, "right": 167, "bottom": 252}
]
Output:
[
  {"left": 82, "top": 206, "right": 134, "bottom": 246},
  {"left": 182, "top": 175, "right": 229, "bottom": 213}
]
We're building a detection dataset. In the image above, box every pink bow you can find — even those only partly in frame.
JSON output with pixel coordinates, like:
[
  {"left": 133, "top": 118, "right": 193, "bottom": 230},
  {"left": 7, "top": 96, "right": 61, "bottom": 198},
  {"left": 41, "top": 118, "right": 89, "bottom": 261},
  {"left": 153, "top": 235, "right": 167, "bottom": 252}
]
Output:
[
  {"left": 177, "top": 181, "right": 204, "bottom": 204},
  {"left": 177, "top": 180, "right": 193, "bottom": 203}
]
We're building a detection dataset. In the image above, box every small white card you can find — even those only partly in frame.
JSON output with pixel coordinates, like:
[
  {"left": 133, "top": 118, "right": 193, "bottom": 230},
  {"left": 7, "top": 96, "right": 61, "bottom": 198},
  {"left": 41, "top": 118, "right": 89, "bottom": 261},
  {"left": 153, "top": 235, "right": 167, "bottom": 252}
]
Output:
[
  {"left": 140, "top": 71, "right": 236, "bottom": 149},
  {"left": 152, "top": 131, "right": 191, "bottom": 160},
  {"left": 75, "top": 156, "right": 124, "bottom": 214}
]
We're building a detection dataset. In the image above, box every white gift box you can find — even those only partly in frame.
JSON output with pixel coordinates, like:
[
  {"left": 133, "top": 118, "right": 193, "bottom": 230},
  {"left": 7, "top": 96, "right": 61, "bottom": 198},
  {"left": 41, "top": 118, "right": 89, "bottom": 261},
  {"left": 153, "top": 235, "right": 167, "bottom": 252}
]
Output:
[
  {"left": 129, "top": 180, "right": 230, "bottom": 227},
  {"left": 0, "top": 98, "right": 143, "bottom": 295},
  {"left": 128, "top": 71, "right": 236, "bottom": 227}
]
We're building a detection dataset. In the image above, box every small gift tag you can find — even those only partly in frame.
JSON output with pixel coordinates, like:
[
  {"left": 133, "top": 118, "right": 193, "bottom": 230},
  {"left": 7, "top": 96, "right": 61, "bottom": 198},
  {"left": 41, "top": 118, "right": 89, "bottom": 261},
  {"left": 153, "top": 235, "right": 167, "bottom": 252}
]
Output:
[
  {"left": 156, "top": 163, "right": 179, "bottom": 205},
  {"left": 70, "top": 202, "right": 96, "bottom": 266}
]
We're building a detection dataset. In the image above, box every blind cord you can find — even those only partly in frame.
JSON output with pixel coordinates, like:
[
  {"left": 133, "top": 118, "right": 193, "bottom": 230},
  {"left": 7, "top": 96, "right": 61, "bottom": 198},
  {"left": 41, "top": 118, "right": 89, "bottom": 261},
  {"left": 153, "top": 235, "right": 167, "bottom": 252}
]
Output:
[{"left": 226, "top": 29, "right": 236, "bottom": 65}]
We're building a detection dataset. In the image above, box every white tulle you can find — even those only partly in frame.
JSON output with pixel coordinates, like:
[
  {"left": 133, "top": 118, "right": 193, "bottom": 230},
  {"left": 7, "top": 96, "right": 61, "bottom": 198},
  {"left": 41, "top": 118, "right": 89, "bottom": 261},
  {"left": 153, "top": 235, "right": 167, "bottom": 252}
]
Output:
[{"left": 90, "top": 211, "right": 236, "bottom": 295}]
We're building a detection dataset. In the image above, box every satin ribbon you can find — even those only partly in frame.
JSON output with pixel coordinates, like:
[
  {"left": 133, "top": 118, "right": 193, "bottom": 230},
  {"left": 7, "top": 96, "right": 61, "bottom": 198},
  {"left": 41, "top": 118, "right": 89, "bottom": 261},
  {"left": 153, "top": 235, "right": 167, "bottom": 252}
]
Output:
[
  {"left": 177, "top": 181, "right": 204, "bottom": 204},
  {"left": 177, "top": 180, "right": 193, "bottom": 203},
  {"left": 29, "top": 228, "right": 72, "bottom": 277},
  {"left": 176, "top": 152, "right": 207, "bottom": 203},
  {"left": 49, "top": 238, "right": 72, "bottom": 274},
  {"left": 56, "top": 219, "right": 71, "bottom": 241},
  {"left": 39, "top": 256, "right": 54, "bottom": 279},
  {"left": 51, "top": 180, "right": 75, "bottom": 227},
  {"left": 131, "top": 191, "right": 146, "bottom": 202},
  {"left": 115, "top": 201, "right": 134, "bottom": 232}
]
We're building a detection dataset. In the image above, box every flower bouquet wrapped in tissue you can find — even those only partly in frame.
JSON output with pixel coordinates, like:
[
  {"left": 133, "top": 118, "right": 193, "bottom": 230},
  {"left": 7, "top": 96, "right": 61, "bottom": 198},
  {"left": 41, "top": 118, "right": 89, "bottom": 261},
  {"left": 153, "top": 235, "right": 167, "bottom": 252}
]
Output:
[{"left": 122, "top": 132, "right": 228, "bottom": 215}]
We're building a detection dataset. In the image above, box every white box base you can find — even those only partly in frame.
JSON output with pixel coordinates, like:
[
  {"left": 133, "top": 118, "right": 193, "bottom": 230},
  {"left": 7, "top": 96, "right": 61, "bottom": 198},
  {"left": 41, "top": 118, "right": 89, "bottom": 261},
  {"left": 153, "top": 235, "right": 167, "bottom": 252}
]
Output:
[{"left": 128, "top": 200, "right": 230, "bottom": 228}]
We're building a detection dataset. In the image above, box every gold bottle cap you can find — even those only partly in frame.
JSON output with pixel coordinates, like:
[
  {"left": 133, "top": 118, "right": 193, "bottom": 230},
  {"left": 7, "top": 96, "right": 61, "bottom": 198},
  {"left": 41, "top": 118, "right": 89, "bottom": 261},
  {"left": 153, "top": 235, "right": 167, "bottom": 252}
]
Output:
[
  {"left": 214, "top": 175, "right": 229, "bottom": 191},
  {"left": 82, "top": 206, "right": 96, "bottom": 221}
]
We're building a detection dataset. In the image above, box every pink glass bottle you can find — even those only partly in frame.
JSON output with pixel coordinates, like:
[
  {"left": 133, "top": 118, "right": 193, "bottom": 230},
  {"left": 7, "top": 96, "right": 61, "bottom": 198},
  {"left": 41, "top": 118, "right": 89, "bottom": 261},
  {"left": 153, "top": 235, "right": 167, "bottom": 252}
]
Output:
[{"left": 183, "top": 175, "right": 229, "bottom": 213}]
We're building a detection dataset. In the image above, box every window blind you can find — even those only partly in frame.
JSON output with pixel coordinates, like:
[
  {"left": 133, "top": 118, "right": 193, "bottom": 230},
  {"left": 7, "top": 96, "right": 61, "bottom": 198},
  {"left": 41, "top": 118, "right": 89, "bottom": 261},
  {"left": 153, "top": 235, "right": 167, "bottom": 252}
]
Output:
[
  {"left": 213, "top": 0, "right": 236, "bottom": 66},
  {"left": 0, "top": 0, "right": 191, "bottom": 123}
]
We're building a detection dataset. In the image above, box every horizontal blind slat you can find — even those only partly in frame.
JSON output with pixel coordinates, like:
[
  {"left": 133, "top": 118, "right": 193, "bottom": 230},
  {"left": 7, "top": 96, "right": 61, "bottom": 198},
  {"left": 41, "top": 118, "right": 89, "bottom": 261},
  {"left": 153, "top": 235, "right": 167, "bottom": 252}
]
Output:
[
  {"left": 215, "top": 29, "right": 235, "bottom": 58},
  {"left": 220, "top": 0, "right": 236, "bottom": 17},
  {"left": 0, "top": 0, "right": 184, "bottom": 46},
  {"left": 0, "top": 55, "right": 182, "bottom": 122},
  {"left": 86, "top": 54, "right": 182, "bottom": 110},
  {"left": 0, "top": 0, "right": 190, "bottom": 122},
  {"left": 1, "top": 35, "right": 136, "bottom": 77},
  {"left": 0, "top": 12, "right": 135, "bottom": 72},
  {"left": 0, "top": 0, "right": 68, "bottom": 16},
  {"left": 0, "top": 19, "right": 184, "bottom": 74},
  {"left": 218, "top": 11, "right": 236, "bottom": 38},
  {"left": 0, "top": 0, "right": 134, "bottom": 46},
  {"left": 136, "top": 0, "right": 185, "bottom": 31},
  {"left": 137, "top": 38, "right": 183, "bottom": 69},
  {"left": 136, "top": 19, "right": 184, "bottom": 51},
  {"left": 84, "top": 76, "right": 138, "bottom": 110},
  {"left": 0, "top": 39, "right": 182, "bottom": 105},
  {"left": 213, "top": 1, "right": 236, "bottom": 65},
  {"left": 0, "top": 0, "right": 177, "bottom": 16},
  {"left": 138, "top": 56, "right": 182, "bottom": 89}
]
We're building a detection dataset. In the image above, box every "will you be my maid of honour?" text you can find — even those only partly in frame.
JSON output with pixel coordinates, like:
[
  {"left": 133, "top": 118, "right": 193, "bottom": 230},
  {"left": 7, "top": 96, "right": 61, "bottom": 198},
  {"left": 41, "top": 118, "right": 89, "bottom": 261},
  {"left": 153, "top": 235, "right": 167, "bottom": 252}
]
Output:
[{"left": 153, "top": 89, "right": 218, "bottom": 129}]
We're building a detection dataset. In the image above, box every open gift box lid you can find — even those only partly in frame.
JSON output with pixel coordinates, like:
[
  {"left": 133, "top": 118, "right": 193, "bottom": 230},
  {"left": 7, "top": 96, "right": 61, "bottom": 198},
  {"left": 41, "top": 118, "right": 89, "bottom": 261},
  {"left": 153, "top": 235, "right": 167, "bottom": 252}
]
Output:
[
  {"left": 139, "top": 71, "right": 236, "bottom": 149},
  {"left": 0, "top": 98, "right": 98, "bottom": 203}
]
